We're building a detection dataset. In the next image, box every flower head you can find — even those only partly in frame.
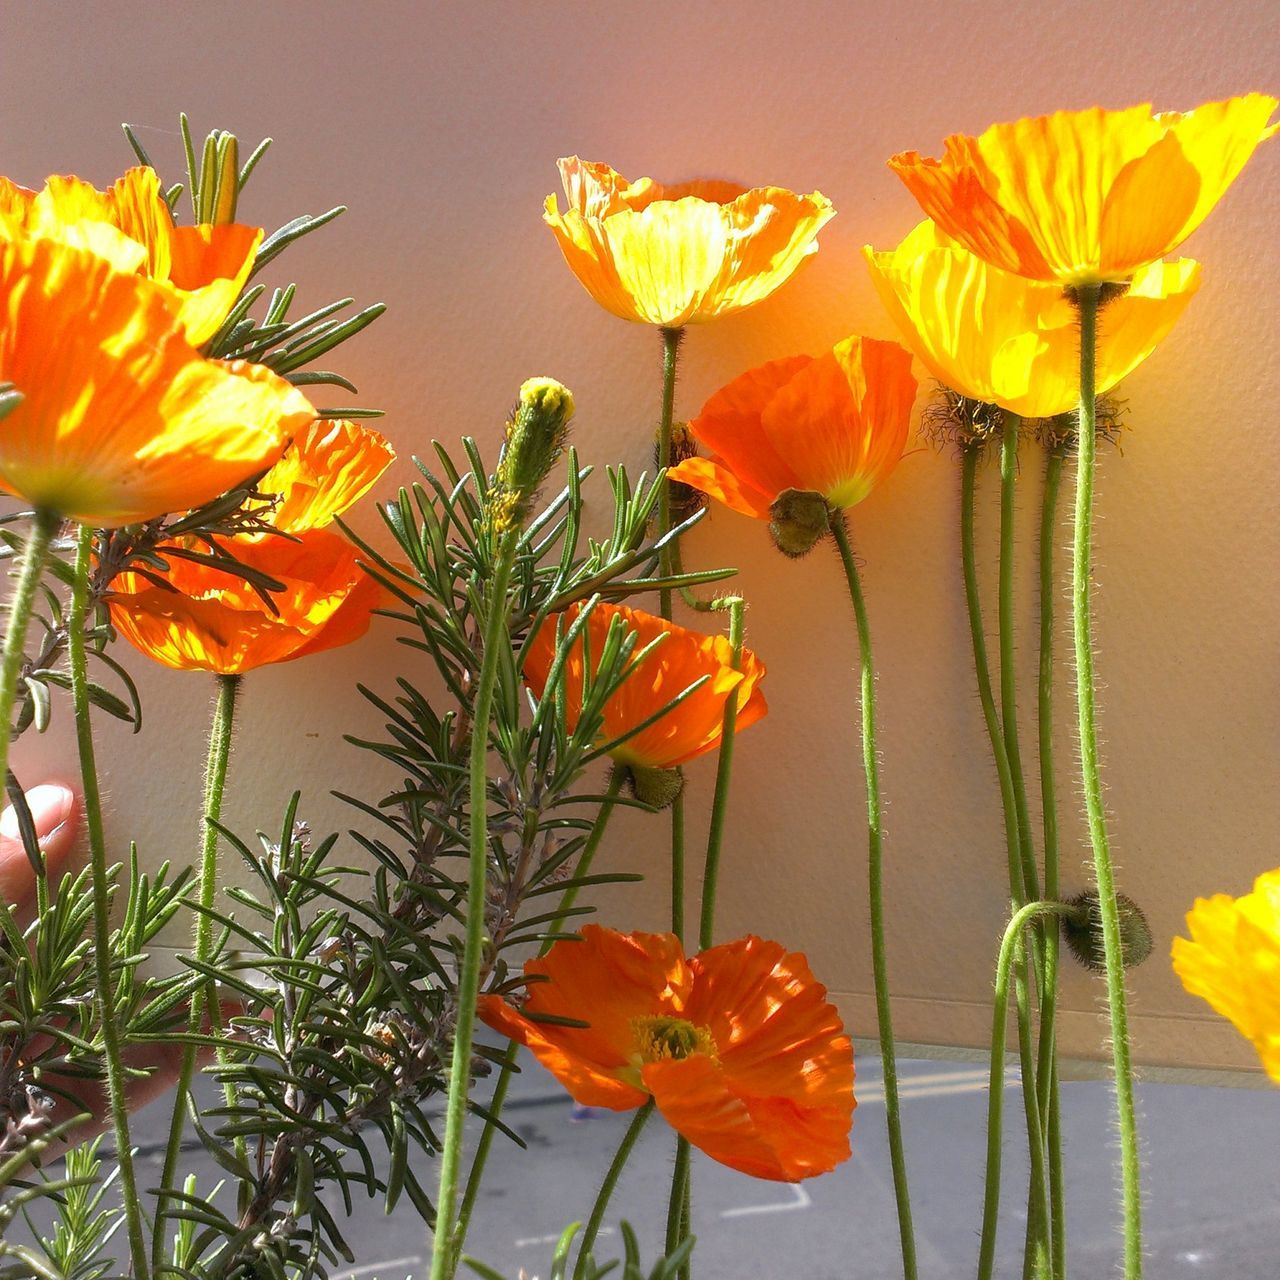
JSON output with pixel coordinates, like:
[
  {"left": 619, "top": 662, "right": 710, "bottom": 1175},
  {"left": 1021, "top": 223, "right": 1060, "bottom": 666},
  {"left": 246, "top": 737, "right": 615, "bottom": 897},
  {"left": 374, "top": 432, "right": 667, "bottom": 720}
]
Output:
[
  {"left": 865, "top": 221, "right": 1201, "bottom": 418},
  {"left": 888, "top": 95, "right": 1277, "bottom": 285},
  {"left": 107, "top": 419, "right": 394, "bottom": 674},
  {"left": 667, "top": 336, "right": 917, "bottom": 529},
  {"left": 479, "top": 926, "right": 855, "bottom": 1181},
  {"left": 1172, "top": 868, "right": 1280, "bottom": 1082},
  {"left": 0, "top": 236, "right": 312, "bottom": 525},
  {"left": 523, "top": 602, "right": 767, "bottom": 773},
  {"left": 545, "top": 157, "right": 834, "bottom": 326},
  {"left": 0, "top": 166, "right": 261, "bottom": 342}
]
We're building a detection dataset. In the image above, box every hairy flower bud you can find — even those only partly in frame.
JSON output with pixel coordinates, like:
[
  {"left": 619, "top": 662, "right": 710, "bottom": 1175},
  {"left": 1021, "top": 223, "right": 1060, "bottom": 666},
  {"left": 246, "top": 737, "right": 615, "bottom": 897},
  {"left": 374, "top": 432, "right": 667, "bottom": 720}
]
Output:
[
  {"left": 619, "top": 763, "right": 685, "bottom": 810},
  {"left": 488, "top": 377, "right": 575, "bottom": 537},
  {"left": 768, "top": 488, "right": 831, "bottom": 558},
  {"left": 1061, "top": 890, "right": 1153, "bottom": 972}
]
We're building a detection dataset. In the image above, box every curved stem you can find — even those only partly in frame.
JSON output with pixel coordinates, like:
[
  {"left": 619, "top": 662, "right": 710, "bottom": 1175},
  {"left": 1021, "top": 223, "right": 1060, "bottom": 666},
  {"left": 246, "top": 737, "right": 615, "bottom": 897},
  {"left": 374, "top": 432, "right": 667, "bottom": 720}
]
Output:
[
  {"left": 831, "top": 516, "right": 917, "bottom": 1280},
  {"left": 430, "top": 526, "right": 521, "bottom": 1280},
  {"left": 961, "top": 446, "right": 1049, "bottom": 1274},
  {"left": 1036, "top": 445, "right": 1069, "bottom": 1280},
  {"left": 573, "top": 1101, "right": 655, "bottom": 1280},
  {"left": 153, "top": 672, "right": 242, "bottom": 1264},
  {"left": 0, "top": 509, "right": 58, "bottom": 794},
  {"left": 454, "top": 776, "right": 625, "bottom": 1248},
  {"left": 977, "top": 902, "right": 1076, "bottom": 1280},
  {"left": 1072, "top": 282, "right": 1142, "bottom": 1278},
  {"left": 698, "top": 597, "right": 743, "bottom": 951},
  {"left": 69, "top": 524, "right": 151, "bottom": 1280}
]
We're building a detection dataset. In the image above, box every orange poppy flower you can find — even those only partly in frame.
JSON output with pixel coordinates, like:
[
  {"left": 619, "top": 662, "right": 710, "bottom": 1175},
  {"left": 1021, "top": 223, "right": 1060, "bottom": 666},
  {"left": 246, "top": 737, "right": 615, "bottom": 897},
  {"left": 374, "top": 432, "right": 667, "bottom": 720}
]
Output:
[
  {"left": 888, "top": 95, "right": 1278, "bottom": 285},
  {"left": 0, "top": 236, "right": 313, "bottom": 526},
  {"left": 254, "top": 418, "right": 395, "bottom": 535},
  {"left": 1172, "top": 868, "right": 1280, "bottom": 1082},
  {"left": 479, "top": 925, "right": 855, "bottom": 1181},
  {"left": 108, "top": 529, "right": 383, "bottom": 674},
  {"left": 667, "top": 336, "right": 917, "bottom": 521},
  {"left": 108, "top": 416, "right": 394, "bottom": 674},
  {"left": 544, "top": 157, "right": 834, "bottom": 326},
  {"left": 0, "top": 166, "right": 261, "bottom": 342},
  {"left": 864, "top": 220, "right": 1202, "bottom": 418},
  {"left": 523, "top": 602, "right": 767, "bottom": 770}
]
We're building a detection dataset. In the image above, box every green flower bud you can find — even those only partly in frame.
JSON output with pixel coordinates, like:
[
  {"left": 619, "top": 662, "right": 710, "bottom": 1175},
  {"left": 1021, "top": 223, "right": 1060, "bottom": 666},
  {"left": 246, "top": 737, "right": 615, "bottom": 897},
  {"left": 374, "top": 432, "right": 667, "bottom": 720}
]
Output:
[
  {"left": 768, "top": 488, "right": 831, "bottom": 558},
  {"left": 488, "top": 377, "right": 575, "bottom": 537},
  {"left": 1061, "top": 890, "right": 1153, "bottom": 972}
]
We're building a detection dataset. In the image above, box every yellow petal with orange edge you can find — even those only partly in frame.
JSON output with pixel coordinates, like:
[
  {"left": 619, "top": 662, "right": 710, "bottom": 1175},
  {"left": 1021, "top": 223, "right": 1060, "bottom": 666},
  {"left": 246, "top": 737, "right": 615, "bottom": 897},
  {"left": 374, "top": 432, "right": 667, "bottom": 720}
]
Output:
[
  {"left": 0, "top": 236, "right": 312, "bottom": 525},
  {"left": 166, "top": 222, "right": 263, "bottom": 343},
  {"left": 890, "top": 95, "right": 1277, "bottom": 283},
  {"left": 258, "top": 418, "right": 396, "bottom": 535}
]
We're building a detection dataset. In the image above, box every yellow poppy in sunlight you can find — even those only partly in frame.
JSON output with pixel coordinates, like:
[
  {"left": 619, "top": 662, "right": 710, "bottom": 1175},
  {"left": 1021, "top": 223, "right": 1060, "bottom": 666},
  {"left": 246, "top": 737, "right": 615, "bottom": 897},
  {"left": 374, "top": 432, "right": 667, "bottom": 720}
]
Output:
[
  {"left": 544, "top": 157, "right": 834, "bottom": 326},
  {"left": 0, "top": 236, "right": 313, "bottom": 526},
  {"left": 888, "top": 95, "right": 1278, "bottom": 284},
  {"left": 480, "top": 926, "right": 855, "bottom": 1181},
  {"left": 864, "top": 221, "right": 1202, "bottom": 418},
  {"left": 667, "top": 336, "right": 916, "bottom": 520},
  {"left": 1172, "top": 868, "right": 1280, "bottom": 1083},
  {"left": 0, "top": 165, "right": 261, "bottom": 342},
  {"left": 523, "top": 601, "right": 767, "bottom": 770},
  {"left": 107, "top": 418, "right": 394, "bottom": 674}
]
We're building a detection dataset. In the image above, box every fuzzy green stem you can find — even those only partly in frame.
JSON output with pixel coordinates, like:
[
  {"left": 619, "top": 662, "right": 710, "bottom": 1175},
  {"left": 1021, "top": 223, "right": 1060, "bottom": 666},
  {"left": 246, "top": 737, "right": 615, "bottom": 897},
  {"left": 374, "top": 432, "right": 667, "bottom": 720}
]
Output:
[
  {"left": 574, "top": 1101, "right": 655, "bottom": 1280},
  {"left": 977, "top": 902, "right": 1076, "bottom": 1280},
  {"left": 0, "top": 509, "right": 58, "bottom": 794},
  {"left": 831, "top": 516, "right": 917, "bottom": 1280},
  {"left": 664, "top": 1136, "right": 692, "bottom": 1272},
  {"left": 961, "top": 446, "right": 1049, "bottom": 1274},
  {"left": 1037, "top": 444, "right": 1069, "bottom": 1280},
  {"left": 431, "top": 526, "right": 521, "bottom": 1280},
  {"left": 1072, "top": 282, "right": 1142, "bottom": 1278},
  {"left": 454, "top": 776, "right": 625, "bottom": 1249},
  {"left": 69, "top": 524, "right": 151, "bottom": 1280},
  {"left": 698, "top": 597, "right": 744, "bottom": 951},
  {"left": 153, "top": 671, "right": 242, "bottom": 1264}
]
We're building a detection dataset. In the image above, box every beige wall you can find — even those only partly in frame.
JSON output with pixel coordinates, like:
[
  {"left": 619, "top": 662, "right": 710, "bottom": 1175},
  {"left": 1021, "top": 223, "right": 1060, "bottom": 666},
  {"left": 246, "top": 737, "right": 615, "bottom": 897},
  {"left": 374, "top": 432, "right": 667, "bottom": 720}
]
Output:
[{"left": 5, "top": 1, "right": 1278, "bottom": 1077}]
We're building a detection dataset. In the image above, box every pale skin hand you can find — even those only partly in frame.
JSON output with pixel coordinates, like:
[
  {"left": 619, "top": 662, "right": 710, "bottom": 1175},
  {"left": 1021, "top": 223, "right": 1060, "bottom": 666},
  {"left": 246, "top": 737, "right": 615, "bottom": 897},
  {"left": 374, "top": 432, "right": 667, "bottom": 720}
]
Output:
[{"left": 2, "top": 782, "right": 218, "bottom": 1131}]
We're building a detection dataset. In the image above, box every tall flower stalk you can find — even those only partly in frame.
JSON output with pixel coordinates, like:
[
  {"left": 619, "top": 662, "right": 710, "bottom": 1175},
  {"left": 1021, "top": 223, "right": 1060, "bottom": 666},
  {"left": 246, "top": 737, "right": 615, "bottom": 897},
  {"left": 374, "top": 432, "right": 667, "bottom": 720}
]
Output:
[{"left": 1071, "top": 282, "right": 1142, "bottom": 1278}]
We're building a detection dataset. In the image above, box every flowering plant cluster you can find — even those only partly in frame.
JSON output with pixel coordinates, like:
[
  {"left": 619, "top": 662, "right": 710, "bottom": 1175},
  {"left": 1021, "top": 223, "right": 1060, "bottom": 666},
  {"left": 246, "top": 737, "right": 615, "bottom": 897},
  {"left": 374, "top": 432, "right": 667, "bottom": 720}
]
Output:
[{"left": 0, "top": 97, "right": 1273, "bottom": 1280}]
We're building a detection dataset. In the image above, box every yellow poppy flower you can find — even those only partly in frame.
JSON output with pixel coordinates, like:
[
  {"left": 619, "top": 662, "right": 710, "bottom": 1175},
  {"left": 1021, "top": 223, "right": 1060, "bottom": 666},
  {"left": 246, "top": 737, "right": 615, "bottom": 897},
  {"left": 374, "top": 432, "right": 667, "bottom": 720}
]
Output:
[
  {"left": 1172, "top": 868, "right": 1280, "bottom": 1082},
  {"left": 888, "top": 95, "right": 1277, "bottom": 284},
  {"left": 544, "top": 157, "right": 834, "bottom": 326},
  {"left": 864, "top": 221, "right": 1201, "bottom": 418},
  {"left": 0, "top": 166, "right": 260, "bottom": 342},
  {"left": 0, "top": 236, "right": 313, "bottom": 525}
]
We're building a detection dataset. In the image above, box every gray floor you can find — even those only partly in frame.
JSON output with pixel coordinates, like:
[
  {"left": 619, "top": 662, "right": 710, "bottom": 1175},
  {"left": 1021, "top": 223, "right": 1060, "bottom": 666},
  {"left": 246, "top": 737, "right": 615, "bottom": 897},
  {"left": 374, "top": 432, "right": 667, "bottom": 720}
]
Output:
[
  {"left": 100, "top": 1051, "right": 1280, "bottom": 1279},
  {"left": 438, "top": 1054, "right": 1280, "bottom": 1280}
]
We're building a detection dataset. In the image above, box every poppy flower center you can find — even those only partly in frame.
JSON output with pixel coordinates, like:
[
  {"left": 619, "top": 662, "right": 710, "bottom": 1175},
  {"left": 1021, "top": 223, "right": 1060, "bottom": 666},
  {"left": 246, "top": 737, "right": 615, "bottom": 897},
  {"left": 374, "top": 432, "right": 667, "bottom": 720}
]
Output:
[{"left": 632, "top": 1015, "right": 715, "bottom": 1063}]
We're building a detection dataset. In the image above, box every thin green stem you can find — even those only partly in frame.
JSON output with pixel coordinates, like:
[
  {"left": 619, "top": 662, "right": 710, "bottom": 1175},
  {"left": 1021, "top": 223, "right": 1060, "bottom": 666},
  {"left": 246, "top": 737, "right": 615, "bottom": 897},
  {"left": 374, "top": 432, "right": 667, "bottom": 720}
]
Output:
[
  {"left": 430, "top": 526, "right": 521, "bottom": 1280},
  {"left": 1037, "top": 444, "right": 1069, "bottom": 1280},
  {"left": 998, "top": 416, "right": 1041, "bottom": 911},
  {"left": 1072, "top": 282, "right": 1142, "bottom": 1279},
  {"left": 655, "top": 326, "right": 687, "bottom": 947},
  {"left": 977, "top": 902, "right": 1076, "bottom": 1280},
  {"left": 961, "top": 446, "right": 1049, "bottom": 1274},
  {"left": 0, "top": 509, "right": 58, "bottom": 793},
  {"left": 698, "top": 597, "right": 743, "bottom": 951},
  {"left": 831, "top": 516, "right": 917, "bottom": 1280},
  {"left": 153, "top": 672, "right": 242, "bottom": 1265},
  {"left": 664, "top": 1136, "right": 691, "bottom": 1269},
  {"left": 454, "top": 776, "right": 625, "bottom": 1249},
  {"left": 69, "top": 524, "right": 151, "bottom": 1280},
  {"left": 573, "top": 1101, "right": 655, "bottom": 1280}
]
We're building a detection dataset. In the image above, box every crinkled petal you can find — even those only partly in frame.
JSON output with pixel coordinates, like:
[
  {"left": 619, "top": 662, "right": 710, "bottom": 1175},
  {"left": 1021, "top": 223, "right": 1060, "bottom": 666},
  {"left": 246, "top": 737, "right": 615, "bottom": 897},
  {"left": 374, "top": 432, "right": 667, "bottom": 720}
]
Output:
[
  {"left": 166, "top": 222, "right": 263, "bottom": 343},
  {"left": 665, "top": 456, "right": 775, "bottom": 520}
]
